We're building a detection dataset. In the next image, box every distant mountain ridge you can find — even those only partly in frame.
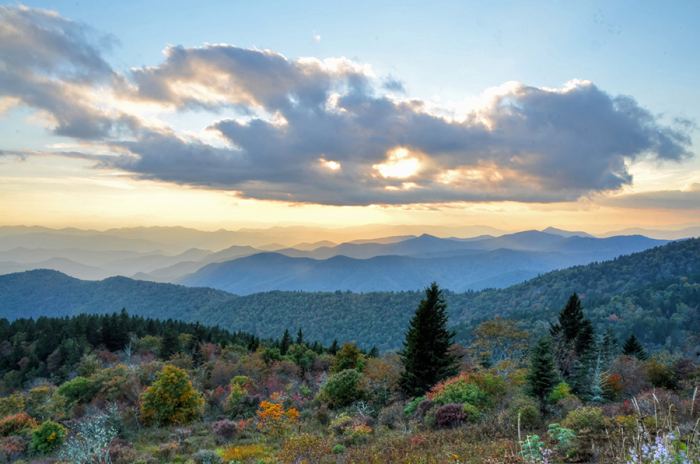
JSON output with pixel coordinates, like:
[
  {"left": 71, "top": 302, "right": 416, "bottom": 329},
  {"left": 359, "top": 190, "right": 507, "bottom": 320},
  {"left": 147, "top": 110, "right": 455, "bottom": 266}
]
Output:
[
  {"left": 180, "top": 231, "right": 668, "bottom": 293},
  {"left": 0, "top": 226, "right": 672, "bottom": 284}
]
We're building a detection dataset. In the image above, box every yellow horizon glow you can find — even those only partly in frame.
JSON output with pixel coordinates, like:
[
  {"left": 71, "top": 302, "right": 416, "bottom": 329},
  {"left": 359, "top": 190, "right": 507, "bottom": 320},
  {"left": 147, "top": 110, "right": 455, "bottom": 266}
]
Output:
[{"left": 1, "top": 155, "right": 698, "bottom": 235}]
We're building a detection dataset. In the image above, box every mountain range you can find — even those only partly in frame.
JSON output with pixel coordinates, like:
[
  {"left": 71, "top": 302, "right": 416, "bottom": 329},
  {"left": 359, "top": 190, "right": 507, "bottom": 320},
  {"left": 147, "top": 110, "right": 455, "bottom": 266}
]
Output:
[
  {"left": 1, "top": 238, "right": 697, "bottom": 352},
  {"left": 0, "top": 225, "right": 672, "bottom": 291},
  {"left": 180, "top": 231, "right": 667, "bottom": 293}
]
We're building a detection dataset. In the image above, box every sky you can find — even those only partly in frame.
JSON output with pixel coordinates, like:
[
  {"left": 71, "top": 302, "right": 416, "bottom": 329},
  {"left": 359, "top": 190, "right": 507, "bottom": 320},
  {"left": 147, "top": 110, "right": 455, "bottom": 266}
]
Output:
[{"left": 0, "top": 1, "right": 698, "bottom": 234}]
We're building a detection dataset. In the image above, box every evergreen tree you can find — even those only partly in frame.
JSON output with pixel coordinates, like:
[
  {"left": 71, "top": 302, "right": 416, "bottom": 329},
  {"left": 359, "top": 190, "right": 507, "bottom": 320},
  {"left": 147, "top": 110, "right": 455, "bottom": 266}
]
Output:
[
  {"left": 526, "top": 336, "right": 558, "bottom": 414},
  {"left": 550, "top": 293, "right": 585, "bottom": 343},
  {"left": 247, "top": 336, "right": 260, "bottom": 352},
  {"left": 550, "top": 293, "right": 596, "bottom": 386},
  {"left": 296, "top": 328, "right": 304, "bottom": 346},
  {"left": 329, "top": 340, "right": 339, "bottom": 355},
  {"left": 600, "top": 328, "right": 618, "bottom": 368},
  {"left": 160, "top": 330, "right": 180, "bottom": 359},
  {"left": 280, "top": 329, "right": 292, "bottom": 356},
  {"left": 622, "top": 335, "right": 647, "bottom": 360},
  {"left": 399, "top": 282, "right": 458, "bottom": 396},
  {"left": 589, "top": 355, "right": 604, "bottom": 403},
  {"left": 574, "top": 319, "right": 595, "bottom": 357}
]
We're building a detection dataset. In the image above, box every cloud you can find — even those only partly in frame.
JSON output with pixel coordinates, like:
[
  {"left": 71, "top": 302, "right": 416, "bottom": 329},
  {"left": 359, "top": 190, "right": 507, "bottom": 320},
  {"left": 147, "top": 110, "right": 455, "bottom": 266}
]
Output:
[
  {"left": 602, "top": 184, "right": 700, "bottom": 210},
  {"left": 0, "top": 5, "right": 696, "bottom": 205},
  {"left": 0, "top": 5, "right": 133, "bottom": 139}
]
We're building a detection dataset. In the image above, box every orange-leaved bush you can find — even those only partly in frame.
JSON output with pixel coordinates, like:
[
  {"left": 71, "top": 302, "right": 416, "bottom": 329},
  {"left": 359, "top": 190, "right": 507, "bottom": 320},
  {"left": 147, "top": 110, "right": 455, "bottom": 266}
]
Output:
[
  {"left": 139, "top": 364, "right": 204, "bottom": 426},
  {"left": 256, "top": 398, "right": 299, "bottom": 435}
]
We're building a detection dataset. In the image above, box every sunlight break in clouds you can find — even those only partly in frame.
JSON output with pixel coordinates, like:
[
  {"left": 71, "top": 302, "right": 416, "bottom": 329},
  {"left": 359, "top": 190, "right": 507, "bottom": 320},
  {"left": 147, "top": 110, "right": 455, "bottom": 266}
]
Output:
[{"left": 0, "top": 4, "right": 696, "bottom": 212}]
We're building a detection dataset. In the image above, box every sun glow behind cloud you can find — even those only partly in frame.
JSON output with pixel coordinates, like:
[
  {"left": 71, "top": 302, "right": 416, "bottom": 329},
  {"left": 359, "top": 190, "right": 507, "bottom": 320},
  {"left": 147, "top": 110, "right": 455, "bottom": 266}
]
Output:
[{"left": 374, "top": 147, "right": 422, "bottom": 179}]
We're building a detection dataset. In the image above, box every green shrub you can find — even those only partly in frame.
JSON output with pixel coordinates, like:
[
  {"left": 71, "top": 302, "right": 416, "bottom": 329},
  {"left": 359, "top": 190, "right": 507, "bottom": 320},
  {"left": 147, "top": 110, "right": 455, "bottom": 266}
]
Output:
[
  {"left": 57, "top": 376, "right": 97, "bottom": 404},
  {"left": 403, "top": 396, "right": 425, "bottom": 416},
  {"left": 548, "top": 381, "right": 572, "bottom": 403},
  {"left": 561, "top": 406, "right": 606, "bottom": 433},
  {"left": 332, "top": 443, "right": 346, "bottom": 454},
  {"left": 320, "top": 369, "right": 364, "bottom": 408},
  {"left": 547, "top": 423, "right": 577, "bottom": 458},
  {"left": 434, "top": 381, "right": 486, "bottom": 407},
  {"left": 0, "top": 394, "right": 25, "bottom": 417},
  {"left": 508, "top": 396, "right": 541, "bottom": 430},
  {"left": 462, "top": 402, "right": 481, "bottom": 422},
  {"left": 193, "top": 449, "right": 223, "bottom": 464},
  {"left": 428, "top": 372, "right": 505, "bottom": 409},
  {"left": 30, "top": 420, "right": 66, "bottom": 454},
  {"left": 645, "top": 359, "right": 678, "bottom": 390}
]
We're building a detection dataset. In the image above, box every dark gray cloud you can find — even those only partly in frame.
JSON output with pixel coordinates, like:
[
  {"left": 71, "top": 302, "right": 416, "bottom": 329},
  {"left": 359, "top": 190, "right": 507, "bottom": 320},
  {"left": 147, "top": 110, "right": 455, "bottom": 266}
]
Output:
[
  {"left": 0, "top": 6, "right": 695, "bottom": 205},
  {"left": 116, "top": 52, "right": 693, "bottom": 204},
  {"left": 602, "top": 184, "right": 700, "bottom": 210}
]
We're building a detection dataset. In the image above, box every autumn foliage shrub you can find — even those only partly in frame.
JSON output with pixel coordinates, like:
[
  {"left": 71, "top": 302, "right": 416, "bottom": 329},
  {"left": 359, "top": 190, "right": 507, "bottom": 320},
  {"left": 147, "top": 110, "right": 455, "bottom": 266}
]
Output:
[
  {"left": 221, "top": 443, "right": 269, "bottom": 461},
  {"left": 139, "top": 364, "right": 204, "bottom": 426},
  {"left": 211, "top": 418, "right": 237, "bottom": 442},
  {"left": 0, "top": 435, "right": 26, "bottom": 462},
  {"left": 0, "top": 412, "right": 37, "bottom": 436},
  {"left": 256, "top": 398, "right": 299, "bottom": 436},
  {"left": 435, "top": 403, "right": 467, "bottom": 428},
  {"left": 278, "top": 433, "right": 332, "bottom": 463}
]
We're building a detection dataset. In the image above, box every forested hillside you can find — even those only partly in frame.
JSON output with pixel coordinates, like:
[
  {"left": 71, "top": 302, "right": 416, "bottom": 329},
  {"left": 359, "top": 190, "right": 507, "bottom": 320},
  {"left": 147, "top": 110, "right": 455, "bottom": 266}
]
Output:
[
  {"left": 0, "top": 270, "right": 234, "bottom": 320},
  {"left": 1, "top": 239, "right": 698, "bottom": 352}
]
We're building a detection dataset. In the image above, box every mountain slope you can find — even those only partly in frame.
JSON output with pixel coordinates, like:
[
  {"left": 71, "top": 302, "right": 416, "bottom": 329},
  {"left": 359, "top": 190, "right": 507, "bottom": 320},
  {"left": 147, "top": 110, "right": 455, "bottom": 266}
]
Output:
[{"left": 0, "top": 269, "right": 235, "bottom": 320}]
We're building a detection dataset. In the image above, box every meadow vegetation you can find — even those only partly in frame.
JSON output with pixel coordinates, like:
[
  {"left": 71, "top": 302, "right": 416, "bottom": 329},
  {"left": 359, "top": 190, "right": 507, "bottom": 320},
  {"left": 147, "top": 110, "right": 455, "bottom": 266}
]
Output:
[{"left": 0, "top": 285, "right": 697, "bottom": 463}]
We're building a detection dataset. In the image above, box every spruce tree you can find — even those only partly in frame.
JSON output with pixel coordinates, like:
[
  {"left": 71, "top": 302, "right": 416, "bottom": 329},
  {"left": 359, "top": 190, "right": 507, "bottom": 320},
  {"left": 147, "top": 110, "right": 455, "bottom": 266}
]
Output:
[
  {"left": 399, "top": 282, "right": 458, "bottom": 396},
  {"left": 280, "top": 329, "right": 292, "bottom": 355},
  {"left": 600, "top": 328, "right": 618, "bottom": 368},
  {"left": 329, "top": 340, "right": 339, "bottom": 355},
  {"left": 160, "top": 330, "right": 180, "bottom": 359},
  {"left": 296, "top": 328, "right": 304, "bottom": 346},
  {"left": 589, "top": 355, "right": 604, "bottom": 403},
  {"left": 550, "top": 293, "right": 585, "bottom": 342},
  {"left": 526, "top": 337, "right": 558, "bottom": 414},
  {"left": 622, "top": 335, "right": 647, "bottom": 360},
  {"left": 574, "top": 319, "right": 595, "bottom": 357}
]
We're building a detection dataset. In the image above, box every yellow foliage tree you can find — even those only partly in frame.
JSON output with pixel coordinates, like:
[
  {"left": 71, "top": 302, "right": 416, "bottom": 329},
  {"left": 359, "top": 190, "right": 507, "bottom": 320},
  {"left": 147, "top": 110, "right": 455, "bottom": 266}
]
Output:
[{"left": 139, "top": 364, "right": 204, "bottom": 426}]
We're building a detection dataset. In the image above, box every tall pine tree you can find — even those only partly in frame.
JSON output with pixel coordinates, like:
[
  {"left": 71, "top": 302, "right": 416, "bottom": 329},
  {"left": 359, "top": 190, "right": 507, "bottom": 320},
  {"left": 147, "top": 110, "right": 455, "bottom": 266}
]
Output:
[
  {"left": 550, "top": 293, "right": 585, "bottom": 343},
  {"left": 622, "top": 335, "right": 647, "bottom": 360},
  {"left": 600, "top": 328, "right": 618, "bottom": 368},
  {"left": 399, "top": 282, "right": 457, "bottom": 396},
  {"left": 526, "top": 337, "right": 558, "bottom": 414},
  {"left": 280, "top": 329, "right": 292, "bottom": 355}
]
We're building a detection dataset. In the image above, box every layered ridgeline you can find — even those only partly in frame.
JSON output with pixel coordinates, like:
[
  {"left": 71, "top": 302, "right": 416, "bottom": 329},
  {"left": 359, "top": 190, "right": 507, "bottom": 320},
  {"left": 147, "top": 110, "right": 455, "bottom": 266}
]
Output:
[
  {"left": 1, "top": 227, "right": 666, "bottom": 287},
  {"left": 0, "top": 239, "right": 698, "bottom": 351},
  {"left": 179, "top": 232, "right": 667, "bottom": 293}
]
